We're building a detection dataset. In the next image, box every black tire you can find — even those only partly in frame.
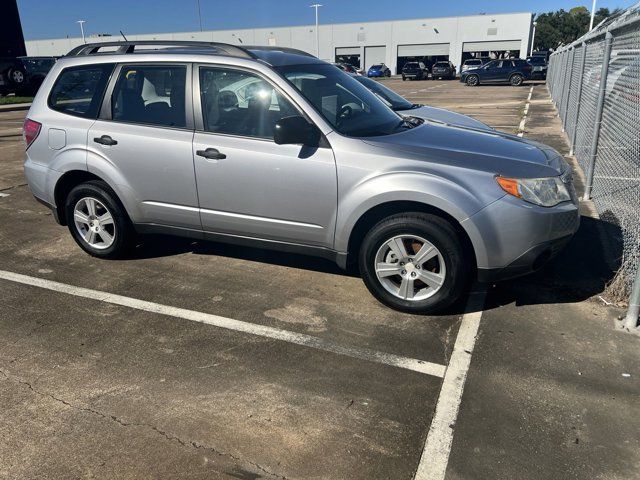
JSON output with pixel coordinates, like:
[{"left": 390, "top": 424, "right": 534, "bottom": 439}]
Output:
[
  {"left": 8, "top": 67, "right": 26, "bottom": 86},
  {"left": 510, "top": 74, "right": 524, "bottom": 86},
  {"left": 466, "top": 74, "right": 479, "bottom": 86},
  {"left": 402, "top": 76, "right": 406, "bottom": 81},
  {"left": 358, "top": 212, "right": 470, "bottom": 314},
  {"left": 64, "top": 180, "right": 135, "bottom": 259}
]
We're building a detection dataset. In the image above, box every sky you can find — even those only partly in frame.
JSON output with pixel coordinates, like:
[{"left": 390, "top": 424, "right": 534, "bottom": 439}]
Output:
[{"left": 17, "top": 0, "right": 636, "bottom": 40}]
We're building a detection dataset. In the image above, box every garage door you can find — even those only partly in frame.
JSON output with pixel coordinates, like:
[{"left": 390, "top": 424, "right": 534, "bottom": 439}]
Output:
[
  {"left": 463, "top": 40, "right": 522, "bottom": 52},
  {"left": 364, "top": 46, "right": 386, "bottom": 71},
  {"left": 397, "top": 43, "right": 450, "bottom": 57}
]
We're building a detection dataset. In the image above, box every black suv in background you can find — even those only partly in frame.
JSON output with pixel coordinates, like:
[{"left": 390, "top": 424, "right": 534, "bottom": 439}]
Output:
[
  {"left": 0, "top": 56, "right": 57, "bottom": 95},
  {"left": 401, "top": 62, "right": 428, "bottom": 81},
  {"left": 460, "top": 59, "right": 532, "bottom": 86},
  {"left": 431, "top": 61, "right": 456, "bottom": 79}
]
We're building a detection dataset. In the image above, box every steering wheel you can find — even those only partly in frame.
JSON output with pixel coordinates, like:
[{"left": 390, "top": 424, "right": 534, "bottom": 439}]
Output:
[{"left": 338, "top": 104, "right": 353, "bottom": 121}]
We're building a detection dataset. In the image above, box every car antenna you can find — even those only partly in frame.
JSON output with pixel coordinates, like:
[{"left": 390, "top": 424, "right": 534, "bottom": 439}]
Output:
[{"left": 120, "top": 30, "right": 128, "bottom": 41}]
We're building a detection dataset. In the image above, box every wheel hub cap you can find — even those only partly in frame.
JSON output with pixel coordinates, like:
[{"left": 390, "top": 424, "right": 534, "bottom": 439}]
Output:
[
  {"left": 374, "top": 234, "right": 446, "bottom": 302},
  {"left": 73, "top": 197, "right": 115, "bottom": 250}
]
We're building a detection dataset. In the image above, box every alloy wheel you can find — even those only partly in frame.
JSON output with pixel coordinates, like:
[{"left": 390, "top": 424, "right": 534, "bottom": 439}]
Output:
[
  {"left": 12, "top": 70, "right": 24, "bottom": 83},
  {"left": 73, "top": 197, "right": 116, "bottom": 249},
  {"left": 374, "top": 234, "right": 446, "bottom": 301}
]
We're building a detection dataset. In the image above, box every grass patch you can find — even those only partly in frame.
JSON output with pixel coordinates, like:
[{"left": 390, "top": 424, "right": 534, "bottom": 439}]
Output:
[{"left": 0, "top": 96, "right": 34, "bottom": 105}]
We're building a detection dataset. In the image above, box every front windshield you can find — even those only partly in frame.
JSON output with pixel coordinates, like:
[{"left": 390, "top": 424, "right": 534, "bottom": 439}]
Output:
[
  {"left": 354, "top": 75, "right": 413, "bottom": 111},
  {"left": 276, "top": 63, "right": 405, "bottom": 137}
]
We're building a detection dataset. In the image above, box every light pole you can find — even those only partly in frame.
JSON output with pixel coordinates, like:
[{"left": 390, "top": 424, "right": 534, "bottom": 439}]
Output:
[
  {"left": 530, "top": 21, "right": 537, "bottom": 56},
  {"left": 589, "top": 0, "right": 597, "bottom": 30},
  {"left": 196, "top": 0, "right": 203, "bottom": 32},
  {"left": 77, "top": 20, "right": 86, "bottom": 44},
  {"left": 310, "top": 4, "right": 322, "bottom": 58}
]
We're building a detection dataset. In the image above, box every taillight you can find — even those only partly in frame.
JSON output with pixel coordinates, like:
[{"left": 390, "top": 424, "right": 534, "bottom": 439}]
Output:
[{"left": 23, "top": 118, "right": 41, "bottom": 150}]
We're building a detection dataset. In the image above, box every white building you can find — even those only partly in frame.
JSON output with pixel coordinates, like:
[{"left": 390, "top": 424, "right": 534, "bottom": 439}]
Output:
[{"left": 26, "top": 12, "right": 533, "bottom": 74}]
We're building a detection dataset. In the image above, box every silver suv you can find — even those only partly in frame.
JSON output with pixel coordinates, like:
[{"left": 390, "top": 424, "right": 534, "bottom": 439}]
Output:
[{"left": 23, "top": 41, "right": 580, "bottom": 313}]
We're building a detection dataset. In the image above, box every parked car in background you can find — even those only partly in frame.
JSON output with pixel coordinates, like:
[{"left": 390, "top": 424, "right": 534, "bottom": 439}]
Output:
[
  {"left": 460, "top": 58, "right": 486, "bottom": 74},
  {"left": 0, "top": 57, "right": 27, "bottom": 95},
  {"left": 460, "top": 59, "right": 532, "bottom": 86},
  {"left": 526, "top": 56, "right": 548, "bottom": 79},
  {"left": 367, "top": 63, "right": 391, "bottom": 77},
  {"left": 332, "top": 62, "right": 360, "bottom": 75},
  {"left": 353, "top": 74, "right": 492, "bottom": 130},
  {"left": 24, "top": 41, "right": 579, "bottom": 314},
  {"left": 431, "top": 61, "right": 456, "bottom": 80},
  {"left": 401, "top": 62, "right": 428, "bottom": 81},
  {"left": 19, "top": 56, "right": 57, "bottom": 93}
]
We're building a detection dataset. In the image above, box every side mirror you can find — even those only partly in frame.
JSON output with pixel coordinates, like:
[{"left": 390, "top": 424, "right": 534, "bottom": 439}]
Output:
[{"left": 274, "top": 115, "right": 320, "bottom": 146}]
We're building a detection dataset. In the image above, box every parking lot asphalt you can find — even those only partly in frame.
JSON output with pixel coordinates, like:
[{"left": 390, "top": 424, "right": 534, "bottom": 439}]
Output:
[{"left": 1, "top": 79, "right": 638, "bottom": 479}]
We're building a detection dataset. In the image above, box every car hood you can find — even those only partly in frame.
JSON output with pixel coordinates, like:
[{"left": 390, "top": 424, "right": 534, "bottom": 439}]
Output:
[
  {"left": 362, "top": 121, "right": 566, "bottom": 178},
  {"left": 399, "top": 105, "right": 493, "bottom": 131}
]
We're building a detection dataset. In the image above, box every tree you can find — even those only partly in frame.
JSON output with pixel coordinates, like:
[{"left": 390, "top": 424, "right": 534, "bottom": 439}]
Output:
[{"left": 533, "top": 6, "right": 620, "bottom": 52}]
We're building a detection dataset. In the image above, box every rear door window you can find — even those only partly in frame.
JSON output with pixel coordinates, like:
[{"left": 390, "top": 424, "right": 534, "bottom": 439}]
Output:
[
  {"left": 111, "top": 65, "right": 187, "bottom": 128},
  {"left": 48, "top": 63, "right": 114, "bottom": 119}
]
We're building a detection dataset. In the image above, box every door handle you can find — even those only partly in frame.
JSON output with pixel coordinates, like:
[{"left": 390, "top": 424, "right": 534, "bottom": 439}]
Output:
[
  {"left": 196, "top": 148, "right": 226, "bottom": 160},
  {"left": 94, "top": 135, "right": 118, "bottom": 146}
]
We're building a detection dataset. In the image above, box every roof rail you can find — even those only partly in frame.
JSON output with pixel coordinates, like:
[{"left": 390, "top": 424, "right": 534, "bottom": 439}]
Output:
[
  {"left": 65, "top": 40, "right": 256, "bottom": 59},
  {"left": 244, "top": 45, "right": 316, "bottom": 58}
]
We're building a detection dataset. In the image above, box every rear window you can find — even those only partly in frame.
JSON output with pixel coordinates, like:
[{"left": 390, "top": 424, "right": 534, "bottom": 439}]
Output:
[
  {"left": 434, "top": 62, "right": 449, "bottom": 67},
  {"left": 404, "top": 63, "right": 419, "bottom": 68},
  {"left": 48, "top": 64, "right": 114, "bottom": 119},
  {"left": 371, "top": 64, "right": 383, "bottom": 69}
]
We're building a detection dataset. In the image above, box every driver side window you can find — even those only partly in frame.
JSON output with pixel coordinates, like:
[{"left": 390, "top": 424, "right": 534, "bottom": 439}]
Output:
[{"left": 199, "top": 67, "right": 299, "bottom": 140}]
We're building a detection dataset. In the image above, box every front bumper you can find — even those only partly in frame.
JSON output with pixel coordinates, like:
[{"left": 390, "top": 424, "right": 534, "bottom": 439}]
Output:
[{"left": 462, "top": 194, "right": 580, "bottom": 282}]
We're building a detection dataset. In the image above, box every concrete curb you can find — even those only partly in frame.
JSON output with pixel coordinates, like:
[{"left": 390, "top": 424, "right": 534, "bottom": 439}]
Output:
[{"left": 0, "top": 103, "right": 32, "bottom": 112}]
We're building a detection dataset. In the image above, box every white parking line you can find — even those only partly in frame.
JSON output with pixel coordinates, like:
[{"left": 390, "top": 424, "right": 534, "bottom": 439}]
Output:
[
  {"left": 414, "top": 288, "right": 486, "bottom": 480},
  {"left": 518, "top": 85, "right": 535, "bottom": 137},
  {"left": 0, "top": 269, "right": 447, "bottom": 378}
]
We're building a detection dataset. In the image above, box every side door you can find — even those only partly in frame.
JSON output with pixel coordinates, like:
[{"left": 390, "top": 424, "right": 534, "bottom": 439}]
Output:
[
  {"left": 481, "top": 60, "right": 503, "bottom": 83},
  {"left": 192, "top": 64, "right": 337, "bottom": 248},
  {"left": 87, "top": 63, "right": 201, "bottom": 230}
]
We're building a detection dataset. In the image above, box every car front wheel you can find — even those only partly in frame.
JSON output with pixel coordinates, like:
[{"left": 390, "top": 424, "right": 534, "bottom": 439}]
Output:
[
  {"left": 65, "top": 181, "right": 135, "bottom": 259},
  {"left": 359, "top": 213, "right": 469, "bottom": 314},
  {"left": 510, "top": 74, "right": 524, "bottom": 86}
]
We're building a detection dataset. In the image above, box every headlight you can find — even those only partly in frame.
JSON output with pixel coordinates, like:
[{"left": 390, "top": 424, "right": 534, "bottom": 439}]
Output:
[{"left": 496, "top": 176, "right": 571, "bottom": 207}]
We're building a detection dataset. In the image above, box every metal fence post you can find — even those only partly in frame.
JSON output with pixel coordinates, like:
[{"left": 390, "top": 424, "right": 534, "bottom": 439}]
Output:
[
  {"left": 557, "top": 51, "right": 568, "bottom": 116},
  {"left": 569, "top": 43, "right": 587, "bottom": 156},
  {"left": 624, "top": 263, "right": 640, "bottom": 329},
  {"left": 584, "top": 31, "right": 614, "bottom": 199},
  {"left": 562, "top": 47, "right": 576, "bottom": 131}
]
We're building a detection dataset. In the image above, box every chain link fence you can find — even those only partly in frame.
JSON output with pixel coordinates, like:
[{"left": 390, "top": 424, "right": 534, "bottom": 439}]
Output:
[{"left": 547, "top": 3, "right": 640, "bottom": 319}]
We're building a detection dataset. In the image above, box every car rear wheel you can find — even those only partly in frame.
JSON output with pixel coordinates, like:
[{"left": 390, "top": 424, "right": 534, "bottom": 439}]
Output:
[
  {"left": 402, "top": 75, "right": 406, "bottom": 81},
  {"left": 8, "top": 68, "right": 25, "bottom": 86},
  {"left": 358, "top": 213, "right": 469, "bottom": 314},
  {"left": 466, "top": 75, "right": 479, "bottom": 86},
  {"left": 65, "top": 181, "right": 135, "bottom": 259},
  {"left": 510, "top": 74, "right": 524, "bottom": 86}
]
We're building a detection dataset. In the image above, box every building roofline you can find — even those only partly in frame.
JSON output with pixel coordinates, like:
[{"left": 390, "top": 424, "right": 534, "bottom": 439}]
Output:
[{"left": 25, "top": 11, "right": 533, "bottom": 43}]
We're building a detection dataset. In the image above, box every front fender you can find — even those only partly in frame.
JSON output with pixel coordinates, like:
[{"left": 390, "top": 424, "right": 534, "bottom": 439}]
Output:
[{"left": 335, "top": 171, "right": 497, "bottom": 268}]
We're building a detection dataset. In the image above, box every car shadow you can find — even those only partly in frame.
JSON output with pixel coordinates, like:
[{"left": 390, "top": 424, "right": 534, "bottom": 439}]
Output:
[
  {"left": 124, "top": 214, "right": 621, "bottom": 317},
  {"left": 479, "top": 214, "right": 622, "bottom": 313},
  {"left": 127, "top": 234, "right": 355, "bottom": 277}
]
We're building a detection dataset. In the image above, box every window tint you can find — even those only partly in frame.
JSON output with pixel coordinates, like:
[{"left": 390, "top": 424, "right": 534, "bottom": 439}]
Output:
[
  {"left": 112, "top": 65, "right": 187, "bottom": 128},
  {"left": 48, "top": 63, "right": 114, "bottom": 118},
  {"left": 199, "top": 67, "right": 299, "bottom": 139}
]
